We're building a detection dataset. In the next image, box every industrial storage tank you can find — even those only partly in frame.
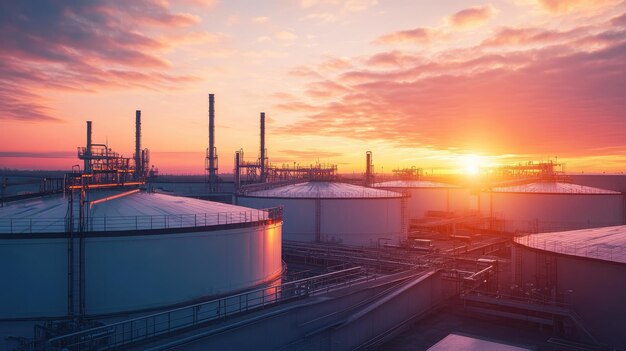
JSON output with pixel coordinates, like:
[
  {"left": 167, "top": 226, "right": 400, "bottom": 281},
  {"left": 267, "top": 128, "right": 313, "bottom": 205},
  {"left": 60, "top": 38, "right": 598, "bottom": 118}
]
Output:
[
  {"left": 237, "top": 181, "right": 406, "bottom": 247},
  {"left": 512, "top": 226, "right": 626, "bottom": 349},
  {"left": 0, "top": 191, "right": 282, "bottom": 318},
  {"left": 373, "top": 180, "right": 470, "bottom": 219},
  {"left": 479, "top": 182, "right": 625, "bottom": 233}
]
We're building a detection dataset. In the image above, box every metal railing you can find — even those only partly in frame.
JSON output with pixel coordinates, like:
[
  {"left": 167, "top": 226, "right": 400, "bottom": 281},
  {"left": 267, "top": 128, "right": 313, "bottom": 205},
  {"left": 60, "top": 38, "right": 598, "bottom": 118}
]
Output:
[
  {"left": 239, "top": 190, "right": 406, "bottom": 199},
  {"left": 46, "top": 266, "right": 370, "bottom": 350},
  {"left": 0, "top": 207, "right": 283, "bottom": 234},
  {"left": 514, "top": 235, "right": 626, "bottom": 263},
  {"left": 493, "top": 218, "right": 624, "bottom": 235}
]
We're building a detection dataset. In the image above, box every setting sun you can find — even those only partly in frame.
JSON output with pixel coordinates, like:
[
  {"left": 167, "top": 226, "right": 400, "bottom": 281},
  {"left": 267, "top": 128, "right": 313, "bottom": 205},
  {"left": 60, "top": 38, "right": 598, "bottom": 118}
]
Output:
[{"left": 460, "top": 155, "right": 482, "bottom": 175}]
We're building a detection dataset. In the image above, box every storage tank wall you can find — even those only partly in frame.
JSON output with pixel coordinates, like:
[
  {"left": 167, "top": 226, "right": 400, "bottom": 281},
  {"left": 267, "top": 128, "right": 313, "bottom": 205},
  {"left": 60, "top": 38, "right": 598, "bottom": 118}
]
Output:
[
  {"left": 514, "top": 244, "right": 626, "bottom": 349},
  {"left": 237, "top": 196, "right": 316, "bottom": 242},
  {"left": 320, "top": 198, "right": 403, "bottom": 246},
  {"left": 0, "top": 238, "right": 68, "bottom": 318},
  {"left": 85, "top": 223, "right": 282, "bottom": 315},
  {"left": 499, "top": 194, "right": 624, "bottom": 232},
  {"left": 382, "top": 187, "right": 470, "bottom": 219},
  {"left": 555, "top": 255, "right": 626, "bottom": 348},
  {"left": 481, "top": 193, "right": 624, "bottom": 233}
]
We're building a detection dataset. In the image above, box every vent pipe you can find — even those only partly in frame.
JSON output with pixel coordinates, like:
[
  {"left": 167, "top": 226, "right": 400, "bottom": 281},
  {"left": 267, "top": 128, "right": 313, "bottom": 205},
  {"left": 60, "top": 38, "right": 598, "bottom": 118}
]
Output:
[
  {"left": 260, "top": 112, "right": 266, "bottom": 182},
  {"left": 234, "top": 150, "right": 241, "bottom": 192},
  {"left": 207, "top": 94, "right": 218, "bottom": 192},
  {"left": 135, "top": 110, "right": 141, "bottom": 179},
  {"left": 365, "top": 151, "right": 372, "bottom": 186},
  {"left": 85, "top": 121, "right": 92, "bottom": 173}
]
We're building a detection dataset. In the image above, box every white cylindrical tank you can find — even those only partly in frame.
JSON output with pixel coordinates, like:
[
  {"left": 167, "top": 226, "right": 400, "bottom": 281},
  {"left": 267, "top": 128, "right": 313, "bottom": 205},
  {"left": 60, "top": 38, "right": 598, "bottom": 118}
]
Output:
[
  {"left": 373, "top": 180, "right": 470, "bottom": 219},
  {"left": 237, "top": 182, "right": 406, "bottom": 247},
  {"left": 0, "top": 191, "right": 282, "bottom": 318},
  {"left": 479, "top": 182, "right": 625, "bottom": 233},
  {"left": 512, "top": 226, "right": 626, "bottom": 349}
]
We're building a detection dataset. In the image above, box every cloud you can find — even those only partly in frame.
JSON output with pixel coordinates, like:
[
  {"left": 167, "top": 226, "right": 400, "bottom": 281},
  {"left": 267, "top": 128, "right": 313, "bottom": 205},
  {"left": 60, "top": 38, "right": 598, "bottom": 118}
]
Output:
[
  {"left": 299, "top": 0, "right": 377, "bottom": 12},
  {"left": 482, "top": 26, "right": 585, "bottom": 46},
  {"left": 288, "top": 65, "right": 323, "bottom": 78},
  {"left": 0, "top": 0, "right": 210, "bottom": 121},
  {"left": 365, "top": 51, "right": 421, "bottom": 67},
  {"left": 531, "top": 0, "right": 616, "bottom": 13},
  {"left": 373, "top": 5, "right": 497, "bottom": 46},
  {"left": 253, "top": 16, "right": 270, "bottom": 24},
  {"left": 374, "top": 27, "right": 438, "bottom": 45},
  {"left": 343, "top": 0, "right": 378, "bottom": 12},
  {"left": 446, "top": 5, "right": 498, "bottom": 28},
  {"left": 275, "top": 30, "right": 298, "bottom": 41},
  {"left": 277, "top": 18, "right": 626, "bottom": 157},
  {"left": 304, "top": 80, "right": 352, "bottom": 98},
  {"left": 303, "top": 12, "right": 339, "bottom": 23},
  {"left": 0, "top": 84, "right": 61, "bottom": 122},
  {"left": 318, "top": 57, "right": 353, "bottom": 71},
  {"left": 611, "top": 12, "right": 626, "bottom": 26},
  {"left": 300, "top": 0, "right": 319, "bottom": 8},
  {"left": 226, "top": 14, "right": 241, "bottom": 26}
]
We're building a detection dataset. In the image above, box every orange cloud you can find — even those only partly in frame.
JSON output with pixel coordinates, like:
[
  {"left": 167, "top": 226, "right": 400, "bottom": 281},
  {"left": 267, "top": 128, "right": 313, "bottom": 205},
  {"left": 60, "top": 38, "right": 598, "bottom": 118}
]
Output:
[
  {"left": 365, "top": 51, "right": 421, "bottom": 67},
  {"left": 278, "top": 18, "right": 626, "bottom": 157},
  {"left": 0, "top": 0, "right": 209, "bottom": 121},
  {"left": 482, "top": 26, "right": 585, "bottom": 46},
  {"left": 446, "top": 5, "right": 497, "bottom": 28},
  {"left": 275, "top": 30, "right": 298, "bottom": 41},
  {"left": 374, "top": 27, "right": 437, "bottom": 44}
]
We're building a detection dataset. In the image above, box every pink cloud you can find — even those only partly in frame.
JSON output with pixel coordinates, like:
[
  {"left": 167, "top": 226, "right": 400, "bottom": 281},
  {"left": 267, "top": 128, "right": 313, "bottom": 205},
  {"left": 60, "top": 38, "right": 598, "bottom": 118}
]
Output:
[
  {"left": 288, "top": 65, "right": 324, "bottom": 78},
  {"left": 482, "top": 26, "right": 586, "bottom": 46},
  {"left": 374, "top": 27, "right": 437, "bottom": 45},
  {"left": 304, "top": 80, "right": 352, "bottom": 98},
  {"left": 447, "top": 5, "right": 497, "bottom": 28},
  {"left": 278, "top": 19, "right": 626, "bottom": 157},
  {"left": 0, "top": 0, "right": 210, "bottom": 121},
  {"left": 533, "top": 0, "right": 617, "bottom": 13},
  {"left": 365, "top": 51, "right": 421, "bottom": 67}
]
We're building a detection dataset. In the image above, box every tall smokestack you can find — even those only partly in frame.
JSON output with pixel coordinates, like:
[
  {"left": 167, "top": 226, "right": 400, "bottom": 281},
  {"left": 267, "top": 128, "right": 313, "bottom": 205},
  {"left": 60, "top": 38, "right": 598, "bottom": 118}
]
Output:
[
  {"left": 260, "top": 112, "right": 266, "bottom": 182},
  {"left": 85, "top": 121, "right": 92, "bottom": 173},
  {"left": 234, "top": 151, "right": 241, "bottom": 192},
  {"left": 135, "top": 110, "right": 142, "bottom": 179},
  {"left": 365, "top": 151, "right": 372, "bottom": 186},
  {"left": 207, "top": 94, "right": 218, "bottom": 192}
]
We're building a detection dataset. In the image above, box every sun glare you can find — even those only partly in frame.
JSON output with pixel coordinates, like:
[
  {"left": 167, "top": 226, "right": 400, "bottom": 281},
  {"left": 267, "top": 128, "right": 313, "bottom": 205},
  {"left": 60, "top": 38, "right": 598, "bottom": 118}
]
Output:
[{"left": 461, "top": 155, "right": 481, "bottom": 175}]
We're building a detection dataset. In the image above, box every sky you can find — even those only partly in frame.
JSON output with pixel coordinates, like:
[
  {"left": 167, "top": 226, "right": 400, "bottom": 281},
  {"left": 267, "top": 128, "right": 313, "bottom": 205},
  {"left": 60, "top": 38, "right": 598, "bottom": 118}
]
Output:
[{"left": 1, "top": 0, "right": 625, "bottom": 174}]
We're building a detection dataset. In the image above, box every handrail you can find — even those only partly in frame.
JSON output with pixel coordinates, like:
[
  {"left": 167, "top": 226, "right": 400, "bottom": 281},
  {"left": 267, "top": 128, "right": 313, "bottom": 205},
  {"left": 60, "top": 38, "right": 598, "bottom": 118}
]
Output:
[
  {"left": 0, "top": 207, "right": 283, "bottom": 234},
  {"left": 46, "top": 266, "right": 370, "bottom": 350},
  {"left": 238, "top": 190, "right": 406, "bottom": 199}
]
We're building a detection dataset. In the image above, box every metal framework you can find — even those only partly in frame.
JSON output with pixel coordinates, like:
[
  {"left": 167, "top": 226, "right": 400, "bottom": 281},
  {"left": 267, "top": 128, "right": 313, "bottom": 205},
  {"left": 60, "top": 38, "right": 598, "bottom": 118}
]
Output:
[{"left": 392, "top": 167, "right": 424, "bottom": 180}]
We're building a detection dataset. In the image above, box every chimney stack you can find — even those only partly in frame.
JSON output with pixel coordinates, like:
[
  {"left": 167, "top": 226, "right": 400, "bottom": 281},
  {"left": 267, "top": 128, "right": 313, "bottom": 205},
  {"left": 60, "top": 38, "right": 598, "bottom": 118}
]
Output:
[
  {"left": 260, "top": 112, "right": 266, "bottom": 182},
  {"left": 135, "top": 110, "right": 142, "bottom": 179},
  {"left": 85, "top": 121, "right": 92, "bottom": 173},
  {"left": 365, "top": 151, "right": 372, "bottom": 186},
  {"left": 207, "top": 94, "right": 218, "bottom": 192}
]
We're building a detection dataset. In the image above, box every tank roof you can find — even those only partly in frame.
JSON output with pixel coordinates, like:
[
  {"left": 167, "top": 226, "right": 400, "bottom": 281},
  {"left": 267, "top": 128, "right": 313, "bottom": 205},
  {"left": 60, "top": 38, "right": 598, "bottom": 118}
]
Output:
[
  {"left": 240, "top": 181, "right": 403, "bottom": 199},
  {"left": 428, "top": 334, "right": 531, "bottom": 351},
  {"left": 373, "top": 180, "right": 460, "bottom": 188},
  {"left": 0, "top": 191, "right": 272, "bottom": 234},
  {"left": 491, "top": 182, "right": 619, "bottom": 194},
  {"left": 515, "top": 225, "right": 626, "bottom": 264}
]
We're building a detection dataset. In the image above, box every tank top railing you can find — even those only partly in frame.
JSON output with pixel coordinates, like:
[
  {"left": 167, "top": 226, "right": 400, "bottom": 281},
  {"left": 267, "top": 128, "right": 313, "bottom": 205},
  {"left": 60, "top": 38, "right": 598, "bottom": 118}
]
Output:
[
  {"left": 0, "top": 207, "right": 283, "bottom": 234},
  {"left": 239, "top": 190, "right": 406, "bottom": 198}
]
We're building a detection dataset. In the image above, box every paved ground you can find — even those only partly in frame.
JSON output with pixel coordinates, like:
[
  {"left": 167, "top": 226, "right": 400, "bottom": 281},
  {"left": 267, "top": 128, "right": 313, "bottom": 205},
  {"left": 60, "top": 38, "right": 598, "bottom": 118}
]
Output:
[{"left": 381, "top": 304, "right": 568, "bottom": 351}]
